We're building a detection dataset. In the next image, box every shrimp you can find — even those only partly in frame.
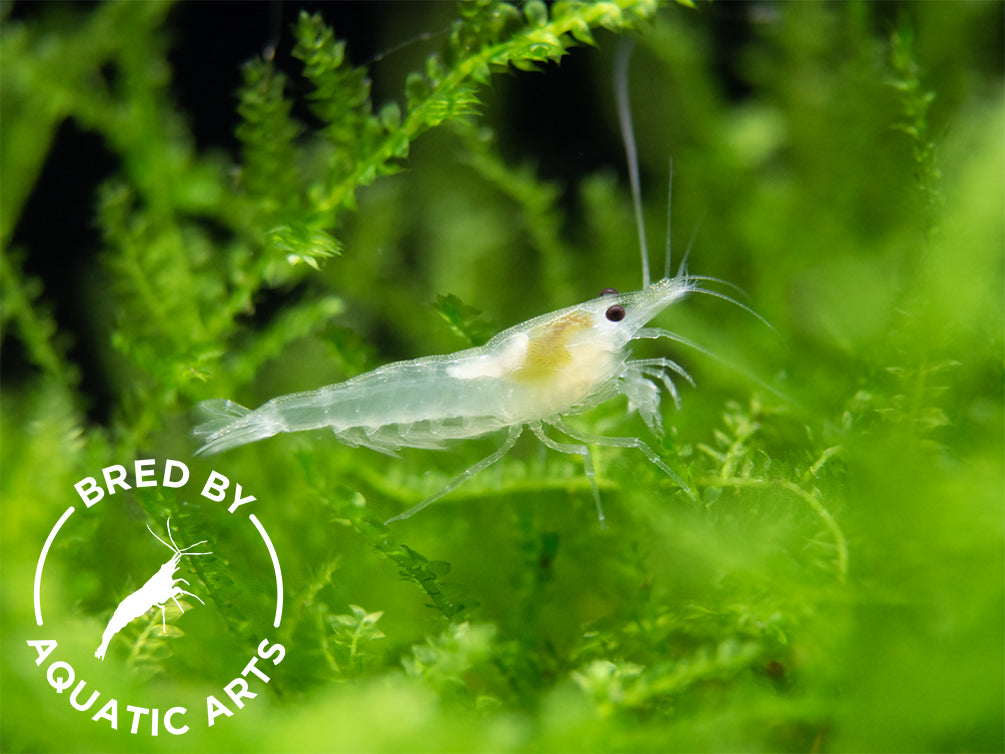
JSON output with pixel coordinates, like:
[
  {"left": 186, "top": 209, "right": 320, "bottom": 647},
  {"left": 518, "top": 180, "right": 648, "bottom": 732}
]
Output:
[
  {"left": 194, "top": 42, "right": 761, "bottom": 524},
  {"left": 95, "top": 518, "right": 211, "bottom": 661}
]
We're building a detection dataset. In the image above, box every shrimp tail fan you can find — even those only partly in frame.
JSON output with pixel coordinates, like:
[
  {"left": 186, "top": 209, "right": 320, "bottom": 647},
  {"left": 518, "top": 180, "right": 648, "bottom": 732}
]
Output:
[{"left": 194, "top": 399, "right": 275, "bottom": 456}]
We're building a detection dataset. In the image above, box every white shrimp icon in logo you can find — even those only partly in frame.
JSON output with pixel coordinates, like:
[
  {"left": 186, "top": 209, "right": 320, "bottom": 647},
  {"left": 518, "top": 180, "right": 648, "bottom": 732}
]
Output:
[{"left": 95, "top": 517, "right": 211, "bottom": 661}]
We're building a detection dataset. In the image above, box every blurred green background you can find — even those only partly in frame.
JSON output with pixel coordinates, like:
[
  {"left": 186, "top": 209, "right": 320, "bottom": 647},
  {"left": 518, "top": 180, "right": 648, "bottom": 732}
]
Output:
[{"left": 2, "top": 1, "right": 1002, "bottom": 752}]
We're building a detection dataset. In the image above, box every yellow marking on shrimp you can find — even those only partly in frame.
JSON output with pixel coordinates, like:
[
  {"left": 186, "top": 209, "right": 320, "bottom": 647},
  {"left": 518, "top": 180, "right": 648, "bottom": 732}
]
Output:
[{"left": 513, "top": 311, "right": 594, "bottom": 383}]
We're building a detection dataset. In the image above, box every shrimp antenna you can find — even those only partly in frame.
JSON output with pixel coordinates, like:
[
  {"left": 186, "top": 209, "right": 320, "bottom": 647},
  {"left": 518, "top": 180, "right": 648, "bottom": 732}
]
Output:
[
  {"left": 676, "top": 211, "right": 705, "bottom": 278},
  {"left": 614, "top": 39, "right": 650, "bottom": 288},
  {"left": 364, "top": 25, "right": 450, "bottom": 66},
  {"left": 664, "top": 156, "right": 674, "bottom": 280},
  {"left": 262, "top": 1, "right": 283, "bottom": 61}
]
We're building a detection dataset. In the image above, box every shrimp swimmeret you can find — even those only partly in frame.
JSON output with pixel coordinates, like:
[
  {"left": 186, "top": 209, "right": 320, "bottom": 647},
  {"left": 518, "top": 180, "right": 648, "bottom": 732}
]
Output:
[{"left": 194, "top": 44, "right": 759, "bottom": 524}]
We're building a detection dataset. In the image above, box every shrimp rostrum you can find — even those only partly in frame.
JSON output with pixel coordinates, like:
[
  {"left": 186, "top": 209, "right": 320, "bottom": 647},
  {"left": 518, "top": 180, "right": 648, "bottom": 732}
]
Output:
[{"left": 194, "top": 271, "right": 736, "bottom": 524}]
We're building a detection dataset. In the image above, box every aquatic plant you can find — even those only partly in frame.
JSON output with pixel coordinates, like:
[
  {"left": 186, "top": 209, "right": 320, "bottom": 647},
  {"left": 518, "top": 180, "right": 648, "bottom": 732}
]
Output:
[{"left": 2, "top": 2, "right": 1002, "bottom": 751}]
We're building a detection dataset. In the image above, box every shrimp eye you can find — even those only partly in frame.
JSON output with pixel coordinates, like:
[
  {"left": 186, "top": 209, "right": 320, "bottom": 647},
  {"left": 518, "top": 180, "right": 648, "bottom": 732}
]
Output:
[
  {"left": 599, "top": 287, "right": 619, "bottom": 297},
  {"left": 605, "top": 304, "right": 626, "bottom": 322}
]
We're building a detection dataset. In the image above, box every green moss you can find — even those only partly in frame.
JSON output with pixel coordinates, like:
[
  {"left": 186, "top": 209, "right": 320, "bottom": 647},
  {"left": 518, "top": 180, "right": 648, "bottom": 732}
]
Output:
[{"left": 2, "top": 2, "right": 1002, "bottom": 752}]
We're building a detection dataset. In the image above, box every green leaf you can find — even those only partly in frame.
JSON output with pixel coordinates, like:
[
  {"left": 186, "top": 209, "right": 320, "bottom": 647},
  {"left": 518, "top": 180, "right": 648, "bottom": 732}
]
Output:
[{"left": 432, "top": 293, "right": 497, "bottom": 347}]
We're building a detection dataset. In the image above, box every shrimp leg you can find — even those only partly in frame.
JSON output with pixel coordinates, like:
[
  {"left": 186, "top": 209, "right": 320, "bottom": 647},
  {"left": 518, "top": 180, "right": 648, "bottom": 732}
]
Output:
[
  {"left": 385, "top": 425, "right": 524, "bottom": 524},
  {"left": 529, "top": 422, "right": 604, "bottom": 525},
  {"left": 548, "top": 418, "right": 696, "bottom": 501}
]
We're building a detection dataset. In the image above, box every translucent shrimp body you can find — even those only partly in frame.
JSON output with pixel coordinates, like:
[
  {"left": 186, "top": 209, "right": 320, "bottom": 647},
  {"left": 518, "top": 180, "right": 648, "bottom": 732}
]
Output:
[{"left": 194, "top": 274, "right": 700, "bottom": 523}]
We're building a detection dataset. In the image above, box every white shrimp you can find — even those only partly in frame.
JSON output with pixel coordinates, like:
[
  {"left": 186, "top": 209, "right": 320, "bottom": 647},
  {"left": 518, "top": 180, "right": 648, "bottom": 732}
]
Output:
[
  {"left": 194, "top": 42, "right": 760, "bottom": 524},
  {"left": 94, "top": 518, "right": 211, "bottom": 660}
]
